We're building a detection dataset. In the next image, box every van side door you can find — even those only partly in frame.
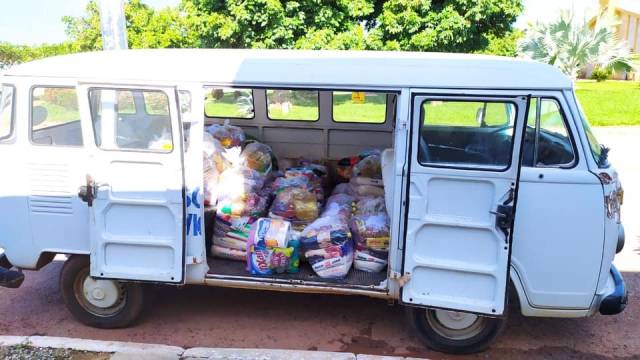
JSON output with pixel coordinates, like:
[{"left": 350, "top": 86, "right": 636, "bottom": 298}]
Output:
[
  {"left": 402, "top": 92, "right": 529, "bottom": 315},
  {"left": 78, "top": 84, "right": 186, "bottom": 283}
]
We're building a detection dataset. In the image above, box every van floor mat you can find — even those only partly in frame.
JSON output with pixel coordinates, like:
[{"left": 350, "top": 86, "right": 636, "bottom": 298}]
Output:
[{"left": 206, "top": 257, "right": 387, "bottom": 290}]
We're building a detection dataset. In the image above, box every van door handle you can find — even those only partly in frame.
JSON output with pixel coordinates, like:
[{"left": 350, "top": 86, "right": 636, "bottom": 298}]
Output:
[{"left": 78, "top": 175, "right": 95, "bottom": 207}]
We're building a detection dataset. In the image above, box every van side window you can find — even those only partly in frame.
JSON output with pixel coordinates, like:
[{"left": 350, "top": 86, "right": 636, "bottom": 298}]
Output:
[
  {"left": 332, "top": 91, "right": 387, "bottom": 123},
  {"left": 0, "top": 85, "right": 15, "bottom": 141},
  {"left": 205, "top": 87, "right": 254, "bottom": 119},
  {"left": 523, "top": 98, "right": 575, "bottom": 167},
  {"left": 419, "top": 100, "right": 516, "bottom": 169},
  {"left": 31, "top": 87, "right": 83, "bottom": 146},
  {"left": 89, "top": 88, "right": 174, "bottom": 152},
  {"left": 267, "top": 89, "right": 319, "bottom": 121}
]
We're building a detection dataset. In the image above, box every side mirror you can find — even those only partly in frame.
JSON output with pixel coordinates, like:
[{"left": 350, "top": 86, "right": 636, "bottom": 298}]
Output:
[{"left": 32, "top": 105, "right": 48, "bottom": 127}]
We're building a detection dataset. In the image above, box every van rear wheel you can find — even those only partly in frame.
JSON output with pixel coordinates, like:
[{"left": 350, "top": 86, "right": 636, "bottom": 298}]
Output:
[
  {"left": 406, "top": 307, "right": 505, "bottom": 354},
  {"left": 60, "top": 255, "right": 145, "bottom": 328}
]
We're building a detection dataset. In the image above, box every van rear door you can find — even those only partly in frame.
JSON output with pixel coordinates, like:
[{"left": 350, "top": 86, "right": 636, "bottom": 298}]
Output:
[
  {"left": 78, "top": 84, "right": 185, "bottom": 283},
  {"left": 402, "top": 91, "right": 529, "bottom": 316}
]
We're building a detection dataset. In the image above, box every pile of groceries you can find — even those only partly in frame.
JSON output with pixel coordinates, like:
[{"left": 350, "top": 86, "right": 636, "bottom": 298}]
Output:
[{"left": 203, "top": 122, "right": 391, "bottom": 279}]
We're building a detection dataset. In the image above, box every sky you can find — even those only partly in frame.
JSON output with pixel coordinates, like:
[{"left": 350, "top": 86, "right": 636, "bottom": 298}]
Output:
[{"left": 0, "top": 0, "right": 601, "bottom": 46}]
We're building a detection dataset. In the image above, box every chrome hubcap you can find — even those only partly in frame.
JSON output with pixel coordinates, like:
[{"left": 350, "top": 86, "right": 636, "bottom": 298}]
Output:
[{"left": 425, "top": 309, "right": 485, "bottom": 340}]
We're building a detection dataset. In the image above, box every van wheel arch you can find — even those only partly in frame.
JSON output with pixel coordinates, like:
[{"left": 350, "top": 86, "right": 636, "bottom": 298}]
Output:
[{"left": 60, "top": 255, "right": 145, "bottom": 328}]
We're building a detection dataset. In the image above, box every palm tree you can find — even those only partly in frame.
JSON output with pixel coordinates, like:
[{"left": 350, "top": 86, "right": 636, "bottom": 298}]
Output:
[{"left": 518, "top": 11, "right": 638, "bottom": 80}]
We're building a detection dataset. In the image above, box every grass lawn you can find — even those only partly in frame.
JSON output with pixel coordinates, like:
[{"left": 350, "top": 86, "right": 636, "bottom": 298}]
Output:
[{"left": 575, "top": 80, "right": 640, "bottom": 126}]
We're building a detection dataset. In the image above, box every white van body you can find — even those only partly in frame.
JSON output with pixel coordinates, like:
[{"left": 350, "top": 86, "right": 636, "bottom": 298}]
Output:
[{"left": 0, "top": 49, "right": 626, "bottom": 353}]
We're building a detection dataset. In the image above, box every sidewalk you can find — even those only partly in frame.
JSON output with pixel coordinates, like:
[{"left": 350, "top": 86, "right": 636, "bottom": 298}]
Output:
[{"left": 0, "top": 336, "right": 427, "bottom": 360}]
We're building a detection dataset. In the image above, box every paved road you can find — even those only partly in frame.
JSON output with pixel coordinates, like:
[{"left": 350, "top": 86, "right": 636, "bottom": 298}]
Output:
[{"left": 1, "top": 127, "right": 639, "bottom": 359}]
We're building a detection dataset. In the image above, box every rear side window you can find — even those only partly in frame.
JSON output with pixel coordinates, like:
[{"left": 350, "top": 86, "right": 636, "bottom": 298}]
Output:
[
  {"left": 0, "top": 85, "right": 14, "bottom": 140},
  {"left": 267, "top": 89, "right": 319, "bottom": 121},
  {"left": 332, "top": 91, "right": 387, "bottom": 123},
  {"left": 419, "top": 100, "right": 516, "bottom": 169},
  {"left": 89, "top": 88, "right": 173, "bottom": 152},
  {"left": 205, "top": 87, "right": 254, "bottom": 119},
  {"left": 31, "top": 87, "right": 83, "bottom": 146}
]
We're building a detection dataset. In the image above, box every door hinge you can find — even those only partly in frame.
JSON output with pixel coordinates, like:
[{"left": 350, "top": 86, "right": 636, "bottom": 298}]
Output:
[
  {"left": 186, "top": 254, "right": 204, "bottom": 265},
  {"left": 390, "top": 271, "right": 411, "bottom": 287}
]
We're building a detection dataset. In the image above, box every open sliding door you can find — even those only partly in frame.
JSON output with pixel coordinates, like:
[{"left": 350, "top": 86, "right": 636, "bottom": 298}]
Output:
[
  {"left": 77, "top": 83, "right": 186, "bottom": 283},
  {"left": 402, "top": 91, "right": 529, "bottom": 316}
]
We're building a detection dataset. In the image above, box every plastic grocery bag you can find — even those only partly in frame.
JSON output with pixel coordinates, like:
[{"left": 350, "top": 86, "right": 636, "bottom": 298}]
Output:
[
  {"left": 354, "top": 248, "right": 388, "bottom": 272},
  {"left": 321, "top": 194, "right": 355, "bottom": 220},
  {"left": 350, "top": 214, "right": 390, "bottom": 251},
  {"left": 206, "top": 121, "right": 246, "bottom": 148},
  {"left": 242, "top": 142, "right": 273, "bottom": 174},
  {"left": 217, "top": 166, "right": 265, "bottom": 201},
  {"left": 300, "top": 216, "right": 354, "bottom": 278},
  {"left": 270, "top": 187, "right": 319, "bottom": 222},
  {"left": 353, "top": 153, "right": 382, "bottom": 179},
  {"left": 354, "top": 197, "right": 386, "bottom": 216}
]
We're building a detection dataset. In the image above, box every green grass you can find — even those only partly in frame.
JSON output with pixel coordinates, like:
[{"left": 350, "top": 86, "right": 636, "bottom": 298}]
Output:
[{"left": 575, "top": 80, "right": 640, "bottom": 126}]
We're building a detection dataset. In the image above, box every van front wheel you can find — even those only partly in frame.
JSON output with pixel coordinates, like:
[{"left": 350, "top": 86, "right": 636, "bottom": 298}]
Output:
[
  {"left": 60, "top": 255, "right": 145, "bottom": 328},
  {"left": 407, "top": 307, "right": 505, "bottom": 354}
]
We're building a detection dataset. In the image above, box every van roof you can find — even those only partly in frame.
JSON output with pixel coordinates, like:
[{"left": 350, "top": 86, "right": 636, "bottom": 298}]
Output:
[{"left": 4, "top": 48, "right": 572, "bottom": 90}]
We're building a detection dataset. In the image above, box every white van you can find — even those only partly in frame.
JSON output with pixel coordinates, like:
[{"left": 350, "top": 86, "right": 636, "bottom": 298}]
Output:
[{"left": 0, "top": 49, "right": 627, "bottom": 354}]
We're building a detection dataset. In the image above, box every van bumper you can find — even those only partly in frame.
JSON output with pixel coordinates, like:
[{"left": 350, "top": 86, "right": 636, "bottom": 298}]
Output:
[
  {"left": 599, "top": 265, "right": 627, "bottom": 315},
  {"left": 0, "top": 253, "right": 24, "bottom": 289}
]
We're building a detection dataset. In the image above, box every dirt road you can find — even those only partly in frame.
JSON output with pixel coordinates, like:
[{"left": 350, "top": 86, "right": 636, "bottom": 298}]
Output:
[{"left": 1, "top": 127, "right": 639, "bottom": 359}]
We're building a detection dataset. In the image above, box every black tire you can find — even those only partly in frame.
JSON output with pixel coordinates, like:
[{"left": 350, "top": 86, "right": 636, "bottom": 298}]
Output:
[
  {"left": 406, "top": 306, "right": 506, "bottom": 354},
  {"left": 60, "top": 255, "right": 145, "bottom": 328}
]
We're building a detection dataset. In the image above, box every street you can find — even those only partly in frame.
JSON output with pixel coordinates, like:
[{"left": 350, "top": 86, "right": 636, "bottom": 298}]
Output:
[{"left": 0, "top": 127, "right": 639, "bottom": 359}]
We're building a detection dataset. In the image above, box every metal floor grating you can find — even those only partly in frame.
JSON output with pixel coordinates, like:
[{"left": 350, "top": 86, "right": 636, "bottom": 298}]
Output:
[{"left": 206, "top": 257, "right": 387, "bottom": 290}]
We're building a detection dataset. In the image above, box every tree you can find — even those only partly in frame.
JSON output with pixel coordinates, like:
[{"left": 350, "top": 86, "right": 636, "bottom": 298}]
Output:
[
  {"left": 518, "top": 11, "right": 639, "bottom": 79},
  {"left": 366, "top": 0, "right": 523, "bottom": 52},
  {"left": 0, "top": 42, "right": 74, "bottom": 70},
  {"left": 63, "top": 0, "right": 200, "bottom": 51}
]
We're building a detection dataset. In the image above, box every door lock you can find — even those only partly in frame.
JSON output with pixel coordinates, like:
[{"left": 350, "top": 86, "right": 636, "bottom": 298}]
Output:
[
  {"left": 491, "top": 205, "right": 514, "bottom": 240},
  {"left": 78, "top": 175, "right": 95, "bottom": 207}
]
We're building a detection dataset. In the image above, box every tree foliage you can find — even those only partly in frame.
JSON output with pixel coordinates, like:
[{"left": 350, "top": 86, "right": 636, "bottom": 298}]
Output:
[
  {"left": 3, "top": 0, "right": 523, "bottom": 69},
  {"left": 518, "top": 11, "right": 639, "bottom": 79}
]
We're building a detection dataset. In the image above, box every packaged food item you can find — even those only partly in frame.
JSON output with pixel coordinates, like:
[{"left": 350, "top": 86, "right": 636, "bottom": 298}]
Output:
[
  {"left": 332, "top": 182, "right": 355, "bottom": 196},
  {"left": 354, "top": 248, "right": 388, "bottom": 273},
  {"left": 242, "top": 142, "right": 273, "bottom": 174},
  {"left": 211, "top": 244, "right": 246, "bottom": 261},
  {"left": 203, "top": 132, "right": 230, "bottom": 173},
  {"left": 217, "top": 166, "right": 265, "bottom": 201},
  {"left": 350, "top": 214, "right": 390, "bottom": 251},
  {"left": 354, "top": 197, "right": 386, "bottom": 216},
  {"left": 350, "top": 176, "right": 384, "bottom": 187},
  {"left": 352, "top": 184, "right": 385, "bottom": 197},
  {"left": 322, "top": 194, "right": 355, "bottom": 221},
  {"left": 272, "top": 176, "right": 313, "bottom": 194},
  {"left": 300, "top": 216, "right": 354, "bottom": 278},
  {"left": 246, "top": 218, "right": 300, "bottom": 275},
  {"left": 353, "top": 153, "right": 382, "bottom": 179},
  {"left": 270, "top": 187, "right": 319, "bottom": 222},
  {"left": 206, "top": 121, "right": 246, "bottom": 148},
  {"left": 249, "top": 218, "right": 292, "bottom": 248}
]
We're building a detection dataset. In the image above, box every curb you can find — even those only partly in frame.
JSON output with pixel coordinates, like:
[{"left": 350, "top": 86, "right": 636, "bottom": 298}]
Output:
[{"left": 0, "top": 335, "right": 429, "bottom": 360}]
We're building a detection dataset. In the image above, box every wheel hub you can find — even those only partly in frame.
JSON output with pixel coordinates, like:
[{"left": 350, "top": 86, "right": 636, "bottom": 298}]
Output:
[
  {"left": 435, "top": 310, "right": 478, "bottom": 330},
  {"left": 82, "top": 277, "right": 120, "bottom": 308}
]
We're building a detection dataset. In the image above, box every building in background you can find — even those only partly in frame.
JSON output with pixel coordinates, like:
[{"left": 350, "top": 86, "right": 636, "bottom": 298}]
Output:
[{"left": 591, "top": 0, "right": 640, "bottom": 80}]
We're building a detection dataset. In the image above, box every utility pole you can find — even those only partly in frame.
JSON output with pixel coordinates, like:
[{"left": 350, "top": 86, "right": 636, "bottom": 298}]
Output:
[{"left": 99, "top": 0, "right": 128, "bottom": 50}]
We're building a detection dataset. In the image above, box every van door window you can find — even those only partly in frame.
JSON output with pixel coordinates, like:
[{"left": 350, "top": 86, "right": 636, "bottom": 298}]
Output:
[
  {"left": 89, "top": 88, "right": 174, "bottom": 152},
  {"left": 523, "top": 98, "right": 575, "bottom": 167},
  {"left": 31, "top": 87, "right": 83, "bottom": 146},
  {"left": 204, "top": 87, "right": 254, "bottom": 119},
  {"left": 0, "top": 85, "right": 14, "bottom": 140},
  {"left": 419, "top": 100, "right": 516, "bottom": 169},
  {"left": 267, "top": 89, "right": 319, "bottom": 121}
]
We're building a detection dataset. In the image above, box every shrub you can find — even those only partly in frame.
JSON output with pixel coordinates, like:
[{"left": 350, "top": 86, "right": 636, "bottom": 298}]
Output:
[{"left": 590, "top": 67, "right": 612, "bottom": 82}]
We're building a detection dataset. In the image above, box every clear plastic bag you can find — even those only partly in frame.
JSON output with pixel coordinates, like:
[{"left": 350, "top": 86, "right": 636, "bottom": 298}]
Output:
[
  {"left": 246, "top": 218, "right": 300, "bottom": 275},
  {"left": 217, "top": 166, "right": 265, "bottom": 201},
  {"left": 350, "top": 214, "right": 390, "bottom": 251},
  {"left": 272, "top": 176, "right": 312, "bottom": 194},
  {"left": 322, "top": 194, "right": 355, "bottom": 220},
  {"left": 332, "top": 182, "right": 355, "bottom": 196},
  {"left": 206, "top": 121, "right": 246, "bottom": 148},
  {"left": 354, "top": 196, "right": 386, "bottom": 216},
  {"left": 270, "top": 187, "right": 319, "bottom": 222},
  {"left": 242, "top": 142, "right": 273, "bottom": 174},
  {"left": 352, "top": 153, "right": 382, "bottom": 179},
  {"left": 300, "top": 216, "right": 351, "bottom": 250}
]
